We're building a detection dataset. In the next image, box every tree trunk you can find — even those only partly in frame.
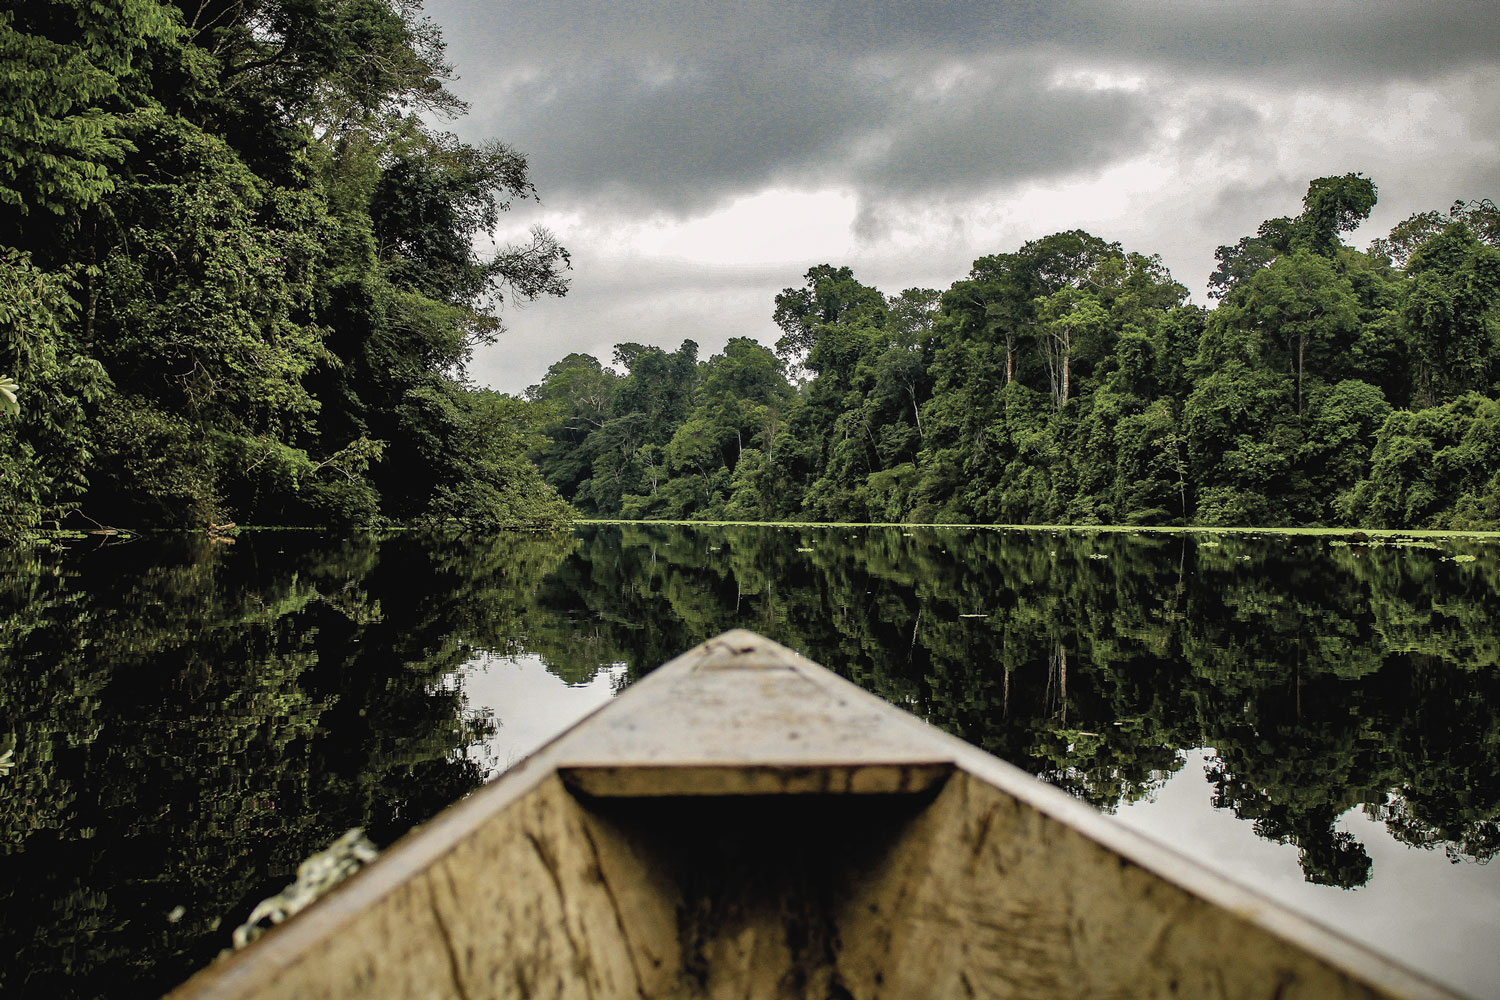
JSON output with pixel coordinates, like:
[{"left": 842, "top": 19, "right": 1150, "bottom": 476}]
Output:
[
  {"left": 1045, "top": 325, "right": 1071, "bottom": 410},
  {"left": 1050, "top": 642, "right": 1068, "bottom": 723},
  {"left": 1061, "top": 342, "right": 1070, "bottom": 408},
  {"left": 1296, "top": 334, "right": 1305, "bottom": 416}
]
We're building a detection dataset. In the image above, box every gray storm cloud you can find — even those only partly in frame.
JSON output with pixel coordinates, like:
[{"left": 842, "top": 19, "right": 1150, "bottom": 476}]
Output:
[
  {"left": 432, "top": 0, "right": 1499, "bottom": 213},
  {"left": 419, "top": 0, "right": 1500, "bottom": 393}
]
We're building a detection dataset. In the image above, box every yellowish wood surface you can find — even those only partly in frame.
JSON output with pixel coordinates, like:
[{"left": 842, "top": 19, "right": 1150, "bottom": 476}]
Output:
[{"left": 166, "top": 630, "right": 1468, "bottom": 1000}]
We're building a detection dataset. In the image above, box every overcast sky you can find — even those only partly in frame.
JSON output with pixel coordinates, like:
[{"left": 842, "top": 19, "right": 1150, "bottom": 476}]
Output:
[{"left": 420, "top": 0, "right": 1500, "bottom": 396}]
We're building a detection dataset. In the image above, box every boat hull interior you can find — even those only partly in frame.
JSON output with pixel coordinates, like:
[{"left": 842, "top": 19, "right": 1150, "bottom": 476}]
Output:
[{"left": 167, "top": 631, "right": 1462, "bottom": 1000}]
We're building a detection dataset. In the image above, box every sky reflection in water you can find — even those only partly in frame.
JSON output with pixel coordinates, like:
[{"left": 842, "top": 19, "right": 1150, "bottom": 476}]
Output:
[{"left": 1, "top": 525, "right": 1496, "bottom": 997}]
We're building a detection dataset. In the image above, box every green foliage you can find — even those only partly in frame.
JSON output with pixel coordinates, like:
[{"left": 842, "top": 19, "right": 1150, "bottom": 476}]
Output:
[
  {"left": 1347, "top": 393, "right": 1500, "bottom": 529},
  {"left": 91, "top": 396, "right": 222, "bottom": 524},
  {"left": 1204, "top": 250, "right": 1361, "bottom": 415},
  {"left": 0, "top": 249, "right": 109, "bottom": 537},
  {"left": 1208, "top": 174, "right": 1377, "bottom": 297},
  {"left": 1295, "top": 172, "right": 1379, "bottom": 254},
  {"left": 95, "top": 114, "right": 327, "bottom": 430},
  {"left": 1401, "top": 220, "right": 1500, "bottom": 406},
  {"left": 1371, "top": 198, "right": 1500, "bottom": 271},
  {"left": 12, "top": 14, "right": 1493, "bottom": 553},
  {"left": 8, "top": 8, "right": 1496, "bottom": 546},
  {"left": 406, "top": 387, "right": 571, "bottom": 528},
  {"left": 1208, "top": 216, "right": 1296, "bottom": 300},
  {"left": 0, "top": 0, "right": 571, "bottom": 532},
  {"left": 773, "top": 264, "right": 887, "bottom": 373},
  {"left": 0, "top": 0, "right": 183, "bottom": 218},
  {"left": 533, "top": 174, "right": 1497, "bottom": 533}
]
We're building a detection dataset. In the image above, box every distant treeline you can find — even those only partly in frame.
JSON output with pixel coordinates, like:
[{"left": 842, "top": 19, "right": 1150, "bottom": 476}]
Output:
[
  {"left": 1, "top": 0, "right": 572, "bottom": 539},
  {"left": 530, "top": 176, "right": 1500, "bottom": 529}
]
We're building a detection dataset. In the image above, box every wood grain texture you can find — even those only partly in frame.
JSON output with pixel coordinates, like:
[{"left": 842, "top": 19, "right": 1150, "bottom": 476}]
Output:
[
  {"left": 165, "top": 630, "right": 1468, "bottom": 1000},
  {"left": 834, "top": 771, "right": 1413, "bottom": 999},
  {"left": 173, "top": 775, "right": 677, "bottom": 999}
]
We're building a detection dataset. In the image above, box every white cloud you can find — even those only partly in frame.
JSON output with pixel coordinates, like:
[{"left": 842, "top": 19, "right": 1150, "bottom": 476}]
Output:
[
  {"left": 452, "top": 5, "right": 1500, "bottom": 397},
  {"left": 631, "top": 188, "right": 861, "bottom": 267}
]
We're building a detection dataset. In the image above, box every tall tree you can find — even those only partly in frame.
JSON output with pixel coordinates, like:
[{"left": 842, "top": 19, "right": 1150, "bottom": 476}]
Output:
[
  {"left": 1372, "top": 199, "right": 1500, "bottom": 272},
  {"left": 1212, "top": 251, "right": 1361, "bottom": 416},
  {"left": 1208, "top": 174, "right": 1376, "bottom": 299},
  {"left": 772, "top": 264, "right": 886, "bottom": 375},
  {"left": 1034, "top": 287, "right": 1109, "bottom": 409},
  {"left": 1294, "top": 173, "right": 1379, "bottom": 255}
]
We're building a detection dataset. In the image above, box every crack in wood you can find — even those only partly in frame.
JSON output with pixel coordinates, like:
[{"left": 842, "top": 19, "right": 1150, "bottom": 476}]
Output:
[
  {"left": 423, "top": 872, "right": 472, "bottom": 1000},
  {"left": 576, "top": 818, "right": 653, "bottom": 999},
  {"left": 524, "top": 818, "right": 600, "bottom": 997}
]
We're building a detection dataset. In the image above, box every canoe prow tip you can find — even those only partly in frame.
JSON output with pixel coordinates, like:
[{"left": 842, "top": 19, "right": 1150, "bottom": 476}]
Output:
[{"left": 682, "top": 629, "right": 805, "bottom": 672}]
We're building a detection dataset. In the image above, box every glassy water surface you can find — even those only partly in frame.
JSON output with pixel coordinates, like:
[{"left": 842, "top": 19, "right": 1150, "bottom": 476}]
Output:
[{"left": 2, "top": 525, "right": 1497, "bottom": 997}]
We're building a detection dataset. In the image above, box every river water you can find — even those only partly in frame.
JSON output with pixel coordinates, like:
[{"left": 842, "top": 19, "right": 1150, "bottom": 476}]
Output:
[{"left": 1, "top": 524, "right": 1496, "bottom": 997}]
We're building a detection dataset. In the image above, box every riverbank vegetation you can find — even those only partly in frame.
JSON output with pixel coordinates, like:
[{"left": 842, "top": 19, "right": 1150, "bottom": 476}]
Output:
[
  {"left": 530, "top": 177, "right": 1500, "bottom": 530},
  {"left": 1, "top": 0, "right": 572, "bottom": 540},
  {"left": 5, "top": 6, "right": 1497, "bottom": 537}
]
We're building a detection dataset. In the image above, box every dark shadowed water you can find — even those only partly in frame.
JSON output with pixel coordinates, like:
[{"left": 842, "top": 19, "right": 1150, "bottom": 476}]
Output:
[{"left": 2, "top": 524, "right": 1497, "bottom": 998}]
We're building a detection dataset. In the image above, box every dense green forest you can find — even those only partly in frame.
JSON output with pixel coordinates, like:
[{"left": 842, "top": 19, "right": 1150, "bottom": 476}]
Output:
[
  {"left": 1, "top": 0, "right": 572, "bottom": 538},
  {"left": 5, "top": 4, "right": 1498, "bottom": 535},
  {"left": 530, "top": 178, "right": 1500, "bottom": 529}
]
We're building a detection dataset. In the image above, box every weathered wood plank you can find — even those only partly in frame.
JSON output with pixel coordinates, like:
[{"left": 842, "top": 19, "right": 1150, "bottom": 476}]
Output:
[
  {"left": 173, "top": 774, "right": 679, "bottom": 1000},
  {"left": 165, "top": 629, "right": 1469, "bottom": 1000},
  {"left": 835, "top": 769, "right": 1419, "bottom": 999}
]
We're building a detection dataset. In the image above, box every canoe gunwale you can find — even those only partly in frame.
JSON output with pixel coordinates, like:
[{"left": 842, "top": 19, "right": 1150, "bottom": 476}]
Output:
[{"left": 165, "top": 629, "right": 1472, "bottom": 1000}]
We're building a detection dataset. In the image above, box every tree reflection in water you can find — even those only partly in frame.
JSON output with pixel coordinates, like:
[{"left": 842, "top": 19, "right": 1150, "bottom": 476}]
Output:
[{"left": 0, "top": 525, "right": 1496, "bottom": 997}]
